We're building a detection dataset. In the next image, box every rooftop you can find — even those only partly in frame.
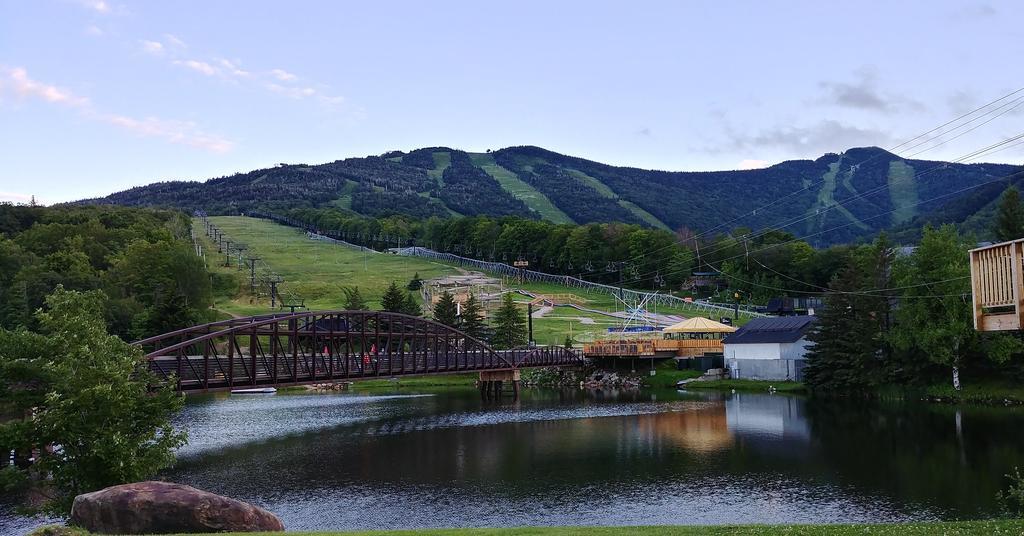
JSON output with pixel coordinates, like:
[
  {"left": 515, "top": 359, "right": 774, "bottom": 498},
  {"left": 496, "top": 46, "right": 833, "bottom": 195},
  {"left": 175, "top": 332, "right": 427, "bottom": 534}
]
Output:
[{"left": 723, "top": 315, "right": 816, "bottom": 345}]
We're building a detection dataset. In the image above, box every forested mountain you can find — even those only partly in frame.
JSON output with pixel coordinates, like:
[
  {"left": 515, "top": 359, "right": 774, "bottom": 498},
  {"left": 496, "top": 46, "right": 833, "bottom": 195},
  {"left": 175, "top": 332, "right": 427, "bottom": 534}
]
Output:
[{"left": 82, "top": 145, "right": 1021, "bottom": 245}]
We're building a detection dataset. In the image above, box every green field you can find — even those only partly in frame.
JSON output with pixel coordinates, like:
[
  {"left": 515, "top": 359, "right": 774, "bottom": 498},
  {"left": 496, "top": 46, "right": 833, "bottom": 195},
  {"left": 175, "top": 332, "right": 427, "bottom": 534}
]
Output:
[{"left": 200, "top": 217, "right": 744, "bottom": 343}]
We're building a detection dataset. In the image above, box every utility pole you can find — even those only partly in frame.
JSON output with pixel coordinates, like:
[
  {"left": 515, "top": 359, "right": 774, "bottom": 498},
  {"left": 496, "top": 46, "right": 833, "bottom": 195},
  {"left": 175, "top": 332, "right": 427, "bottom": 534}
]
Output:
[
  {"left": 247, "top": 257, "right": 260, "bottom": 295},
  {"left": 528, "top": 302, "right": 534, "bottom": 346},
  {"left": 269, "top": 275, "right": 283, "bottom": 308}
]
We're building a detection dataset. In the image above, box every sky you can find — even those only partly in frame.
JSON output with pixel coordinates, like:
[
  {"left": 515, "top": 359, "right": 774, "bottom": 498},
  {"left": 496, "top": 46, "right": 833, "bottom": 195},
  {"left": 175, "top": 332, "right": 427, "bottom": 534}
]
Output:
[{"left": 0, "top": 0, "right": 1022, "bottom": 204}]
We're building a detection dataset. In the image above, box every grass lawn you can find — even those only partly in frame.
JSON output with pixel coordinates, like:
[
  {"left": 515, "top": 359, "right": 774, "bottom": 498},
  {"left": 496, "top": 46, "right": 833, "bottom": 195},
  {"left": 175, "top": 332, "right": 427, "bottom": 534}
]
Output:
[
  {"left": 201, "top": 216, "right": 457, "bottom": 315},
  {"left": 685, "top": 379, "right": 807, "bottom": 394},
  {"left": 351, "top": 373, "right": 478, "bottom": 390},
  {"left": 40, "top": 519, "right": 1019, "bottom": 535},
  {"left": 924, "top": 380, "right": 1024, "bottom": 404}
]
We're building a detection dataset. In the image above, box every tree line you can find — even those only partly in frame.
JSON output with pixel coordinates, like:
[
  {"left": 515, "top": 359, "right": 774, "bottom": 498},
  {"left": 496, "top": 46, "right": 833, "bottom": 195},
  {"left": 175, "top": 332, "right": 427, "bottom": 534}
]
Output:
[{"left": 804, "top": 187, "right": 1024, "bottom": 393}]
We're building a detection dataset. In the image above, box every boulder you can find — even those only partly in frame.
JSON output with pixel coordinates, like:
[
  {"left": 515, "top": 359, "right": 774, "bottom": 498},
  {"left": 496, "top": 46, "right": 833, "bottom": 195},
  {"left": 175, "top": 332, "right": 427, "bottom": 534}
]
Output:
[{"left": 70, "top": 481, "right": 284, "bottom": 534}]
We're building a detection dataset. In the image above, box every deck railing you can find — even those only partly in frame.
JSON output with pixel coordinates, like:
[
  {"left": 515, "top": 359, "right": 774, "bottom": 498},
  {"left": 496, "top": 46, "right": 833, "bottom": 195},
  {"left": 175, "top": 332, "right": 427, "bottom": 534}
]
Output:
[{"left": 970, "top": 240, "right": 1024, "bottom": 331}]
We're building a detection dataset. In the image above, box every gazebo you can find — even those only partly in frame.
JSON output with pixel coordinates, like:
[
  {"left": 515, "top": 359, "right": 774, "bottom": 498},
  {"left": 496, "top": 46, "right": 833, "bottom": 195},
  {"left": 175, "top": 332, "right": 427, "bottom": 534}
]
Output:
[{"left": 657, "top": 317, "right": 737, "bottom": 358}]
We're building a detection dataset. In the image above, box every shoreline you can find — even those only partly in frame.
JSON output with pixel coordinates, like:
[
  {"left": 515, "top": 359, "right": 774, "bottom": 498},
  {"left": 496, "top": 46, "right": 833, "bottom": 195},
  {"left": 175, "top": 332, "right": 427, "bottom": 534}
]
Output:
[{"left": 31, "top": 519, "right": 1024, "bottom": 535}]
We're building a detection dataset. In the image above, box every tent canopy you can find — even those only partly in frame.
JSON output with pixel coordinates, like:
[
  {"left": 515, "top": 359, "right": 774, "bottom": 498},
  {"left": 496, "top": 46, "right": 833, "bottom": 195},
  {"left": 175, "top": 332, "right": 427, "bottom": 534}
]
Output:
[{"left": 662, "top": 316, "right": 737, "bottom": 334}]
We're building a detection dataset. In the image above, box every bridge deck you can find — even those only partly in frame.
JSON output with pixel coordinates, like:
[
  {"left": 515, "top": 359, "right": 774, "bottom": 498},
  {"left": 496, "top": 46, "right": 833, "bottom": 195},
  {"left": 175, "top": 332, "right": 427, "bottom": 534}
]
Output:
[{"left": 137, "top": 311, "right": 584, "bottom": 392}]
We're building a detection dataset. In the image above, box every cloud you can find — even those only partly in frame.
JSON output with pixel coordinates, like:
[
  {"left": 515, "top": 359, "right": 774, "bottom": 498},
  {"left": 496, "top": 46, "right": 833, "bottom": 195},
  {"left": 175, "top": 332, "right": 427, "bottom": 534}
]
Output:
[
  {"left": 951, "top": 3, "right": 997, "bottom": 19},
  {"left": 817, "top": 69, "right": 922, "bottom": 113},
  {"left": 266, "top": 83, "right": 316, "bottom": 99},
  {"left": 102, "top": 115, "right": 234, "bottom": 153},
  {"left": 3, "top": 67, "right": 90, "bottom": 107},
  {"left": 163, "top": 34, "right": 187, "bottom": 48},
  {"left": 85, "top": 25, "right": 104, "bottom": 36},
  {"left": 636, "top": 127, "right": 652, "bottom": 136},
  {"left": 0, "top": 66, "right": 234, "bottom": 153},
  {"left": 76, "top": 0, "right": 110, "bottom": 13},
  {"left": 140, "top": 40, "right": 164, "bottom": 55},
  {"left": 217, "top": 59, "right": 249, "bottom": 78},
  {"left": 725, "top": 119, "right": 893, "bottom": 154},
  {"left": 140, "top": 39, "right": 346, "bottom": 110},
  {"left": 737, "top": 159, "right": 771, "bottom": 170},
  {"left": 174, "top": 59, "right": 218, "bottom": 76},
  {"left": 270, "top": 68, "right": 297, "bottom": 82}
]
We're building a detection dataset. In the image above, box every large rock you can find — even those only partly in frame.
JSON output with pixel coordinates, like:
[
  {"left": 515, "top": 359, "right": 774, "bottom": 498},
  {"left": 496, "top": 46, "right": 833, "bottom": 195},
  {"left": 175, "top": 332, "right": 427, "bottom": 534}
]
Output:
[{"left": 70, "top": 481, "right": 284, "bottom": 534}]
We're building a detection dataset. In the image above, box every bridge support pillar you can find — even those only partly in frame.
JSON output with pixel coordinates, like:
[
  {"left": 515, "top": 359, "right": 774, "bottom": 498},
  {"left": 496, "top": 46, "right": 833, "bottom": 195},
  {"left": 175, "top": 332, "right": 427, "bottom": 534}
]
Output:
[{"left": 479, "top": 370, "right": 520, "bottom": 401}]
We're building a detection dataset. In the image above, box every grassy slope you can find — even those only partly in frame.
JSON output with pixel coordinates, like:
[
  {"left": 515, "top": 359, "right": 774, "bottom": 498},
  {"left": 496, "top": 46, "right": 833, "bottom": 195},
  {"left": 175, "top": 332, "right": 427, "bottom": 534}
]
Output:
[
  {"left": 428, "top": 151, "right": 452, "bottom": 184},
  {"left": 888, "top": 160, "right": 918, "bottom": 225},
  {"left": 201, "top": 217, "right": 457, "bottom": 315},
  {"left": 200, "top": 217, "right": 749, "bottom": 347},
  {"left": 469, "top": 153, "right": 574, "bottom": 224},
  {"left": 141, "top": 519, "right": 1024, "bottom": 535},
  {"left": 563, "top": 169, "right": 671, "bottom": 230}
]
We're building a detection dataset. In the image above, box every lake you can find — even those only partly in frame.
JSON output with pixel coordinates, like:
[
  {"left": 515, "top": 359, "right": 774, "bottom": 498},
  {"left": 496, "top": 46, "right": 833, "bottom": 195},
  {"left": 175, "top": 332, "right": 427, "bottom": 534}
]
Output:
[{"left": 5, "top": 386, "right": 1024, "bottom": 532}]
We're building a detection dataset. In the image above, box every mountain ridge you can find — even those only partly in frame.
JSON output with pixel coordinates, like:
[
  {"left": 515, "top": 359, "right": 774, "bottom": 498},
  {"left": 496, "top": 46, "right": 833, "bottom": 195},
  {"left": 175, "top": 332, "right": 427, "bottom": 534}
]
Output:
[{"left": 81, "top": 145, "right": 1022, "bottom": 245}]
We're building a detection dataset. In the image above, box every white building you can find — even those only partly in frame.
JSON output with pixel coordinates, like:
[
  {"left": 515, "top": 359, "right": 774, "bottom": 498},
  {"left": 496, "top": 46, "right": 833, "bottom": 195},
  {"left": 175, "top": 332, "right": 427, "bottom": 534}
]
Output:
[{"left": 722, "top": 316, "right": 815, "bottom": 381}]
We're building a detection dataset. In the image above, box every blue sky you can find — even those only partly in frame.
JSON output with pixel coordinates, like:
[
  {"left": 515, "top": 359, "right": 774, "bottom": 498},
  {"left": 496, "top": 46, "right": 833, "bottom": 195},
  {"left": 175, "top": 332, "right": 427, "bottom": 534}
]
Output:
[{"left": 1, "top": 0, "right": 1022, "bottom": 204}]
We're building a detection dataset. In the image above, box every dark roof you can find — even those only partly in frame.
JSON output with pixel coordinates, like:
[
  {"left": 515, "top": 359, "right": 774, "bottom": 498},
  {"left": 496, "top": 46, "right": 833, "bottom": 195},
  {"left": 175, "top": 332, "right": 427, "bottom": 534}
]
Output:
[{"left": 723, "top": 315, "right": 816, "bottom": 345}]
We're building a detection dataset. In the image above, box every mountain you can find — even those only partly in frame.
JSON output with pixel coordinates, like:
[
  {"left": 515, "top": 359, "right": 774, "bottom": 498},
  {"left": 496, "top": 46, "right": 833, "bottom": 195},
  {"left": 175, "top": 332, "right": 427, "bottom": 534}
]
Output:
[{"left": 82, "top": 146, "right": 1021, "bottom": 245}]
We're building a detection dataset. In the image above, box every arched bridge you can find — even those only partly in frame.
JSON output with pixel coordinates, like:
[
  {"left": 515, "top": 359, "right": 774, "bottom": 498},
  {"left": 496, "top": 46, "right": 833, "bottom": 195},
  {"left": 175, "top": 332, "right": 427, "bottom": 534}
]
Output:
[{"left": 135, "top": 311, "right": 584, "bottom": 393}]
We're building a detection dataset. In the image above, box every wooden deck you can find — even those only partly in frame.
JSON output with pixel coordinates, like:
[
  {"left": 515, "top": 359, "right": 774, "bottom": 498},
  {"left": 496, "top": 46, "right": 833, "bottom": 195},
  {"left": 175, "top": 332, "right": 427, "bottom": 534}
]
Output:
[{"left": 970, "top": 239, "right": 1024, "bottom": 331}]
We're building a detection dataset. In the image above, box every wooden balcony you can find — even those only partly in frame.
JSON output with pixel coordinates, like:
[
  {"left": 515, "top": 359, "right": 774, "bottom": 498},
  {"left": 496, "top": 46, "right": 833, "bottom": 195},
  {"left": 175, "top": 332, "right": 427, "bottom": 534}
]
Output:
[{"left": 970, "top": 240, "right": 1024, "bottom": 331}]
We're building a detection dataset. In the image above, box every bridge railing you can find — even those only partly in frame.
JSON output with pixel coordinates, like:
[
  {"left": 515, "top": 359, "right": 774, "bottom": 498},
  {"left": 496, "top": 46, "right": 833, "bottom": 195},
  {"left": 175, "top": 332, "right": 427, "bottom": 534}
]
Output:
[{"left": 135, "top": 311, "right": 584, "bottom": 392}]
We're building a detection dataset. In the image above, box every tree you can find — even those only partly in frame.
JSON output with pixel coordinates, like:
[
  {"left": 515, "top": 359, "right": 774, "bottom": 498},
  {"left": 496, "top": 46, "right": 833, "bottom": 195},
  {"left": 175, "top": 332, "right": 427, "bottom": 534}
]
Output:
[
  {"left": 401, "top": 291, "right": 422, "bottom": 317},
  {"left": 0, "top": 287, "right": 186, "bottom": 511},
  {"left": 342, "top": 286, "right": 367, "bottom": 310},
  {"left": 890, "top": 225, "right": 1021, "bottom": 390},
  {"left": 407, "top": 272, "right": 423, "bottom": 291},
  {"left": 460, "top": 293, "right": 486, "bottom": 339},
  {"left": 380, "top": 282, "right": 407, "bottom": 312},
  {"left": 803, "top": 267, "right": 880, "bottom": 392},
  {"left": 433, "top": 291, "right": 458, "bottom": 327},
  {"left": 994, "top": 186, "right": 1024, "bottom": 242},
  {"left": 490, "top": 292, "right": 527, "bottom": 349}
]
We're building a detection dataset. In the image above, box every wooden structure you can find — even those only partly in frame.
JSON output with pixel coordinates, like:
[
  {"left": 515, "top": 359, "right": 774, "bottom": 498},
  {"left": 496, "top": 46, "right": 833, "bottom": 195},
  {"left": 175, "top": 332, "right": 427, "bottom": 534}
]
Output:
[
  {"left": 970, "top": 239, "right": 1024, "bottom": 331},
  {"left": 659, "top": 317, "right": 737, "bottom": 358},
  {"left": 582, "top": 316, "right": 736, "bottom": 359},
  {"left": 135, "top": 310, "right": 583, "bottom": 393}
]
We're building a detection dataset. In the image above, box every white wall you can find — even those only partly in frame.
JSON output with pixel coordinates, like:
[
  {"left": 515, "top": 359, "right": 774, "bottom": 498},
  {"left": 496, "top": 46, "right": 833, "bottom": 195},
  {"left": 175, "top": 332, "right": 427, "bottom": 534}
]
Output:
[
  {"left": 780, "top": 338, "right": 813, "bottom": 360},
  {"left": 724, "top": 342, "right": 781, "bottom": 360}
]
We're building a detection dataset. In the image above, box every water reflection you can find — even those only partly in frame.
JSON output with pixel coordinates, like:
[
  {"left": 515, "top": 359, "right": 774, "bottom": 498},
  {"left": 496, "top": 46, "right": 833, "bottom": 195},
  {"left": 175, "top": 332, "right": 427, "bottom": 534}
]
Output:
[{"left": 5, "top": 387, "right": 1023, "bottom": 533}]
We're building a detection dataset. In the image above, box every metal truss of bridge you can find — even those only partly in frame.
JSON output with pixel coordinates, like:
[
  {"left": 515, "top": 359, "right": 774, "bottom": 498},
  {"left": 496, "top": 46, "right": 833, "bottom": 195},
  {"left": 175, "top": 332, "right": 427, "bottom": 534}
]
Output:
[{"left": 135, "top": 311, "right": 583, "bottom": 394}]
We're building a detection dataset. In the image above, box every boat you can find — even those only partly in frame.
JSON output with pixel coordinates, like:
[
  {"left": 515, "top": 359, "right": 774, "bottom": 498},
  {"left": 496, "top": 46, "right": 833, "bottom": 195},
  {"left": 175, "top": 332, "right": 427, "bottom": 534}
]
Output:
[{"left": 230, "top": 387, "right": 277, "bottom": 394}]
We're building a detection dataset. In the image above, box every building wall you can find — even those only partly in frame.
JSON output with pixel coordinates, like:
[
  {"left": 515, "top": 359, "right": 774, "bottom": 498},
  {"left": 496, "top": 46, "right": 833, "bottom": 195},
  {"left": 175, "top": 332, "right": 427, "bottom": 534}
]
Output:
[
  {"left": 727, "top": 358, "right": 805, "bottom": 381},
  {"left": 725, "top": 337, "right": 812, "bottom": 381},
  {"left": 723, "top": 342, "right": 781, "bottom": 361}
]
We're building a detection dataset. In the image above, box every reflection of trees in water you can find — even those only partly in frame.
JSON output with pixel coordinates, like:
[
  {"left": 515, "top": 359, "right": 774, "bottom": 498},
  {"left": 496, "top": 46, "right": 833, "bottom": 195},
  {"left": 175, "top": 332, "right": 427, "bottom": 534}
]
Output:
[
  {"left": 164, "top": 389, "right": 1024, "bottom": 519},
  {"left": 802, "top": 399, "right": 1024, "bottom": 518}
]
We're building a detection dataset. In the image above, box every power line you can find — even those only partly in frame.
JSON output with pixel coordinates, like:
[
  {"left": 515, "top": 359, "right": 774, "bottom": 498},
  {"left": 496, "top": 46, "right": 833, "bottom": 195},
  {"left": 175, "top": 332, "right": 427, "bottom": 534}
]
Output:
[{"left": 574, "top": 85, "right": 1024, "bottom": 275}]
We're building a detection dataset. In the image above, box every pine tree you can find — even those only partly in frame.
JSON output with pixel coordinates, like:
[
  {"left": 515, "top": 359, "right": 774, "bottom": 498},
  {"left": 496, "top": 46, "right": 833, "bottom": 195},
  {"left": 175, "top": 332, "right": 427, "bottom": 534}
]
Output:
[
  {"left": 803, "top": 268, "right": 875, "bottom": 391},
  {"left": 407, "top": 272, "right": 423, "bottom": 291},
  {"left": 490, "top": 292, "right": 527, "bottom": 349},
  {"left": 433, "top": 290, "right": 458, "bottom": 327},
  {"left": 380, "top": 282, "right": 407, "bottom": 312},
  {"left": 342, "top": 286, "right": 366, "bottom": 310},
  {"left": 401, "top": 291, "right": 422, "bottom": 317},
  {"left": 460, "top": 293, "right": 486, "bottom": 339},
  {"left": 994, "top": 186, "right": 1024, "bottom": 242},
  {"left": 804, "top": 236, "right": 893, "bottom": 392}
]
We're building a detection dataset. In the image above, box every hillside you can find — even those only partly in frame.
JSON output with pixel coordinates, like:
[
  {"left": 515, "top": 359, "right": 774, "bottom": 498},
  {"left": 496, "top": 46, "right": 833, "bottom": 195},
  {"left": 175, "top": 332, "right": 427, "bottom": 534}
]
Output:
[{"left": 83, "top": 146, "right": 1021, "bottom": 245}]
